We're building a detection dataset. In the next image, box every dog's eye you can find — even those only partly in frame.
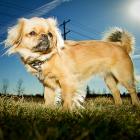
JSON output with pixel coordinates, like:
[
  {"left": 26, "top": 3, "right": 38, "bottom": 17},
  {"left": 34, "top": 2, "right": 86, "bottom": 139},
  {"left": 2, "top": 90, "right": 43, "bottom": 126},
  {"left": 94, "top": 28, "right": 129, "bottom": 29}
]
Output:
[
  {"left": 48, "top": 32, "right": 53, "bottom": 38},
  {"left": 29, "top": 31, "right": 36, "bottom": 36}
]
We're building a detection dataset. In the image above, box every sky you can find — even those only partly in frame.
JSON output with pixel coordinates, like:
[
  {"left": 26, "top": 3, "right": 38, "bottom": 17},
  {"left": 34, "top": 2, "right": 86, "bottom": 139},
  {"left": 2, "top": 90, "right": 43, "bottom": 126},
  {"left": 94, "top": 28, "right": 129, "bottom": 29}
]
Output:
[{"left": 0, "top": 0, "right": 140, "bottom": 95}]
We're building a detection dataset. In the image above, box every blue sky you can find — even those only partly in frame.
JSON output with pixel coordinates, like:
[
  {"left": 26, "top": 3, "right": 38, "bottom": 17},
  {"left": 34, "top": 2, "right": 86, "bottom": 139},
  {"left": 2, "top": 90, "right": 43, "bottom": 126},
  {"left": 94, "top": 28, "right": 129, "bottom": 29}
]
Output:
[{"left": 0, "top": 0, "right": 140, "bottom": 95}]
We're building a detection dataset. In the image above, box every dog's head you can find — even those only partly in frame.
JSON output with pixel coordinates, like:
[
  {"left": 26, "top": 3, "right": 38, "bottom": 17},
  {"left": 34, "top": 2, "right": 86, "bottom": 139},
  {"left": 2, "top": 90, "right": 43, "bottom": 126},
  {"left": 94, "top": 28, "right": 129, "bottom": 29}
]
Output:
[{"left": 5, "top": 17, "right": 64, "bottom": 57}]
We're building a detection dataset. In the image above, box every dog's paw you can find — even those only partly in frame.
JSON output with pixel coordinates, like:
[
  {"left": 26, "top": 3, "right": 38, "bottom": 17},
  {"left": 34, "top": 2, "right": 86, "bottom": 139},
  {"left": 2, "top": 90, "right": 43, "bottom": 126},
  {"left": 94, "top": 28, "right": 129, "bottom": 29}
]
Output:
[
  {"left": 72, "top": 93, "right": 86, "bottom": 109},
  {"left": 54, "top": 88, "right": 62, "bottom": 106}
]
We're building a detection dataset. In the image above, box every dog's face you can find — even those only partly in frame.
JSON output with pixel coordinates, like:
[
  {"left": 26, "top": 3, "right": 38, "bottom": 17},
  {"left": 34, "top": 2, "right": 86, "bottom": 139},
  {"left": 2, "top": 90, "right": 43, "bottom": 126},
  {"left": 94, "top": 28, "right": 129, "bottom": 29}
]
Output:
[
  {"left": 5, "top": 17, "right": 64, "bottom": 57},
  {"left": 21, "top": 18, "right": 53, "bottom": 53}
]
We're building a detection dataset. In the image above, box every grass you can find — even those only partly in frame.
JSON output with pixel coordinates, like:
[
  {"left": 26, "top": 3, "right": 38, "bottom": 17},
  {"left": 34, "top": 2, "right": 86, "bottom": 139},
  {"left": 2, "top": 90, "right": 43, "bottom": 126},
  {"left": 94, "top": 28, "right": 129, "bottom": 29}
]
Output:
[{"left": 0, "top": 96, "right": 140, "bottom": 140}]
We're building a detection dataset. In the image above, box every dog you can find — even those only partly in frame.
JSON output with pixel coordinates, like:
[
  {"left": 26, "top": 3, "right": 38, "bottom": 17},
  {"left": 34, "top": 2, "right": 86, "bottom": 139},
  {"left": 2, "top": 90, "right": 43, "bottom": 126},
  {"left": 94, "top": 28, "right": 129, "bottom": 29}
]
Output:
[{"left": 5, "top": 17, "right": 140, "bottom": 110}]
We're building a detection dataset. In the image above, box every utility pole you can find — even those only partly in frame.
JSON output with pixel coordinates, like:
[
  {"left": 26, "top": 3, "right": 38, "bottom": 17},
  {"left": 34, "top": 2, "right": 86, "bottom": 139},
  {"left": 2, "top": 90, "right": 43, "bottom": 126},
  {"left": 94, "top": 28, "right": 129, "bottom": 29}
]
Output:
[{"left": 60, "top": 19, "right": 70, "bottom": 40}]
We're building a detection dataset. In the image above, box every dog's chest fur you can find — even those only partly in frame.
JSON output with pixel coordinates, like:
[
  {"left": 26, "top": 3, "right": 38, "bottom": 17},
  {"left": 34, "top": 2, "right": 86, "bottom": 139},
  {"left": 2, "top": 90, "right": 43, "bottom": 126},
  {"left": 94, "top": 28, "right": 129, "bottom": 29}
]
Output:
[{"left": 21, "top": 57, "right": 59, "bottom": 90}]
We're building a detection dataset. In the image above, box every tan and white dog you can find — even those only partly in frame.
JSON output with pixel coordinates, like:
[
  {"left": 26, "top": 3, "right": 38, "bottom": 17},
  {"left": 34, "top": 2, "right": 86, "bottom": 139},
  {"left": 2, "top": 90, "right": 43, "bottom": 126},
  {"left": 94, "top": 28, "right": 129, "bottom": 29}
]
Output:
[{"left": 5, "top": 17, "right": 140, "bottom": 110}]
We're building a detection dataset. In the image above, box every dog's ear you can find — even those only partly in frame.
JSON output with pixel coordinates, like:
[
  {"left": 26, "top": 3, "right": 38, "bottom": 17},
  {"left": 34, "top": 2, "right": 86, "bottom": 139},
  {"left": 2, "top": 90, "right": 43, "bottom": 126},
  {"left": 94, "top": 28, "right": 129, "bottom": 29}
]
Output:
[
  {"left": 46, "top": 18, "right": 64, "bottom": 51},
  {"left": 5, "top": 18, "right": 25, "bottom": 54}
]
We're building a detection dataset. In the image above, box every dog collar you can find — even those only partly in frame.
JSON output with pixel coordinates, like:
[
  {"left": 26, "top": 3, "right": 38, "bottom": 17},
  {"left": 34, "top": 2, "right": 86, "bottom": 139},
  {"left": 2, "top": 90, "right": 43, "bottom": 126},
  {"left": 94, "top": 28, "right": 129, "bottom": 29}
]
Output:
[
  {"left": 28, "top": 60, "right": 46, "bottom": 81},
  {"left": 28, "top": 60, "right": 44, "bottom": 70}
]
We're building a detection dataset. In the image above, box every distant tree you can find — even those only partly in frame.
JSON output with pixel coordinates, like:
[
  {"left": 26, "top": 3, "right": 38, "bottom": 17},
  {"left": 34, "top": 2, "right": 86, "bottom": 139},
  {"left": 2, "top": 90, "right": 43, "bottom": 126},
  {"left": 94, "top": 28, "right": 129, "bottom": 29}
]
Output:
[
  {"left": 102, "top": 88, "right": 106, "bottom": 94},
  {"left": 86, "top": 85, "right": 93, "bottom": 98},
  {"left": 1, "top": 79, "right": 9, "bottom": 95},
  {"left": 15, "top": 79, "right": 25, "bottom": 96},
  {"left": 86, "top": 85, "right": 91, "bottom": 95}
]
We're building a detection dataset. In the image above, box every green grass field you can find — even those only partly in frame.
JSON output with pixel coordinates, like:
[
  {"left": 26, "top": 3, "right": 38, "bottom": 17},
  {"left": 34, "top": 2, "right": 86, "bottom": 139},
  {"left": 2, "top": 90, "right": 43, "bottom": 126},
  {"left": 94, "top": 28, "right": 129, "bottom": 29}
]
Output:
[{"left": 0, "top": 96, "right": 140, "bottom": 140}]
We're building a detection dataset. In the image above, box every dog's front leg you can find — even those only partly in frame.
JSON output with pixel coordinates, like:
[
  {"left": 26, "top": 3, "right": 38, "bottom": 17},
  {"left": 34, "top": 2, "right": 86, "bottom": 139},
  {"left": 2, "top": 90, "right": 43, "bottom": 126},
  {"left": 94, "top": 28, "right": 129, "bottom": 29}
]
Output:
[
  {"left": 44, "top": 86, "right": 56, "bottom": 107},
  {"left": 44, "top": 86, "right": 62, "bottom": 107},
  {"left": 43, "top": 76, "right": 62, "bottom": 107},
  {"left": 59, "top": 78, "right": 78, "bottom": 111}
]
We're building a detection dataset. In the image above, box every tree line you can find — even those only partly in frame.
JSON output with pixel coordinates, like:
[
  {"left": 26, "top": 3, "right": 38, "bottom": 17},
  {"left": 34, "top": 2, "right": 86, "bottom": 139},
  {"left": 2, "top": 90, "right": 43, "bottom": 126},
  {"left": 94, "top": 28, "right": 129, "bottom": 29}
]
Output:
[
  {"left": 1, "top": 79, "right": 140, "bottom": 97},
  {"left": 0, "top": 78, "right": 25, "bottom": 95}
]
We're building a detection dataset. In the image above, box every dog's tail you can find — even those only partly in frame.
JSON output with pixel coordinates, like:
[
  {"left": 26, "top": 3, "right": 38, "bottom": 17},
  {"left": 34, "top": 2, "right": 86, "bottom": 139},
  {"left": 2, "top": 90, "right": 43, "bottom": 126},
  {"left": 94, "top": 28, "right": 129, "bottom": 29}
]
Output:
[{"left": 102, "top": 27, "right": 135, "bottom": 54}]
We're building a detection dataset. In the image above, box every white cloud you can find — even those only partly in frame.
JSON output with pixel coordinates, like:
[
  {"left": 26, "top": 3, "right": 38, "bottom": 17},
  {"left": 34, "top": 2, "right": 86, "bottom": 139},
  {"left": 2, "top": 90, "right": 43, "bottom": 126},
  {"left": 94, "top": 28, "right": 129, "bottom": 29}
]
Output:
[
  {"left": 0, "top": 0, "right": 71, "bottom": 36},
  {"left": 26, "top": 0, "right": 66, "bottom": 18}
]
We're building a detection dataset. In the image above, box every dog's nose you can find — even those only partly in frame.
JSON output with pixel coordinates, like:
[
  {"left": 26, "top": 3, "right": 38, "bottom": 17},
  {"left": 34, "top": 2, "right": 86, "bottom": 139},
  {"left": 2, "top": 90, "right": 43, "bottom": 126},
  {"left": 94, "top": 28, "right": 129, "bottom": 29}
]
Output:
[{"left": 41, "top": 34, "right": 48, "bottom": 41}]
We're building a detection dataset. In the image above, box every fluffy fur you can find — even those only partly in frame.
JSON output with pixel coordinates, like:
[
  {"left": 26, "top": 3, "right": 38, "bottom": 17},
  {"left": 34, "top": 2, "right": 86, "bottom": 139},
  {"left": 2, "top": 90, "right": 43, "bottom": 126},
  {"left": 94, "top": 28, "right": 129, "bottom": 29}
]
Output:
[
  {"left": 102, "top": 27, "right": 135, "bottom": 54},
  {"left": 5, "top": 17, "right": 140, "bottom": 110},
  {"left": 5, "top": 17, "right": 64, "bottom": 57}
]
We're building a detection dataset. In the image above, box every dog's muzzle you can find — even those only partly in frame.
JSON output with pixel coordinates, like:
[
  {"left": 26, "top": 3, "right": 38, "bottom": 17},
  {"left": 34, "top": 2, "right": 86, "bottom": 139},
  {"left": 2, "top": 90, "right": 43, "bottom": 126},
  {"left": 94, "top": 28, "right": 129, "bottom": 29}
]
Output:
[{"left": 33, "top": 34, "right": 50, "bottom": 52}]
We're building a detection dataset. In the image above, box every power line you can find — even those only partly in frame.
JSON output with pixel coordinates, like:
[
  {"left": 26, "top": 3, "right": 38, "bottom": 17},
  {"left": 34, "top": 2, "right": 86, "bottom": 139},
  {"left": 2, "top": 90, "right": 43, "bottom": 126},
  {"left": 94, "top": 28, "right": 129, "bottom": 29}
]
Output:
[
  {"left": 70, "top": 22, "right": 98, "bottom": 39},
  {"left": 59, "top": 19, "right": 71, "bottom": 40},
  {"left": 71, "top": 19, "right": 101, "bottom": 35},
  {"left": 0, "top": 11, "right": 19, "bottom": 18},
  {"left": 70, "top": 29, "right": 94, "bottom": 40},
  {"left": 68, "top": 35, "right": 80, "bottom": 40},
  {"left": 0, "top": 1, "right": 34, "bottom": 11},
  {"left": 71, "top": 22, "right": 99, "bottom": 36},
  {"left": 59, "top": 19, "right": 96, "bottom": 40}
]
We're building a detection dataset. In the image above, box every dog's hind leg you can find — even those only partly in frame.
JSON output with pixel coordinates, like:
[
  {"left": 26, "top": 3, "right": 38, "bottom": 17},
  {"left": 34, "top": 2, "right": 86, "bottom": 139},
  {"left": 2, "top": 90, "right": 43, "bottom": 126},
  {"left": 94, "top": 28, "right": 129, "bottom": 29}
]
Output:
[
  {"left": 118, "top": 77, "right": 139, "bottom": 106},
  {"left": 111, "top": 62, "right": 140, "bottom": 106},
  {"left": 123, "top": 81, "right": 140, "bottom": 106},
  {"left": 104, "top": 74, "right": 122, "bottom": 105}
]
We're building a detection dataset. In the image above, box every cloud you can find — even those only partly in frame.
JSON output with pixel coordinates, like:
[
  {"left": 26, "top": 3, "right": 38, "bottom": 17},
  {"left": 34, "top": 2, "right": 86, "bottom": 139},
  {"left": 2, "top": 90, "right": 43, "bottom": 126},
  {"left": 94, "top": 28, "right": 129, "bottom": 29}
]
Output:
[
  {"left": 26, "top": 0, "right": 70, "bottom": 18},
  {"left": 0, "top": 0, "right": 71, "bottom": 36}
]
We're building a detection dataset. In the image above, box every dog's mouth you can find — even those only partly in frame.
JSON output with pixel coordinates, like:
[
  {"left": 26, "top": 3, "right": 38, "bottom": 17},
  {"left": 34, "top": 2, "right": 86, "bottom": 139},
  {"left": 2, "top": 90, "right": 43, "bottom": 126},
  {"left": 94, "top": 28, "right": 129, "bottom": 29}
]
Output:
[{"left": 32, "top": 40, "right": 50, "bottom": 53}]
